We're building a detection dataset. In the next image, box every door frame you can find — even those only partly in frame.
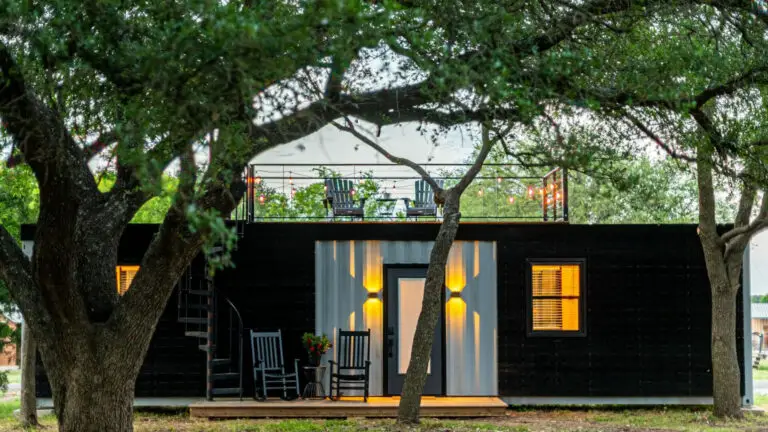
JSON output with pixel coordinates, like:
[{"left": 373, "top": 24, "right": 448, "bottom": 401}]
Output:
[{"left": 382, "top": 264, "right": 447, "bottom": 396}]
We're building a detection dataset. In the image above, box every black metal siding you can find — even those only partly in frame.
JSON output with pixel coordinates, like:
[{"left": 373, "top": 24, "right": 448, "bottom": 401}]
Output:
[{"left": 25, "top": 223, "right": 742, "bottom": 398}]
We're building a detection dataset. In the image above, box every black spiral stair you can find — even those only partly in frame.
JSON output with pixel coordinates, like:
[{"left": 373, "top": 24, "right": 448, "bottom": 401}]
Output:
[{"left": 178, "top": 254, "right": 244, "bottom": 400}]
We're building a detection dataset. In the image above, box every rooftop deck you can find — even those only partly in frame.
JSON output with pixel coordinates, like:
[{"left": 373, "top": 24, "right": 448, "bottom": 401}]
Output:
[{"left": 231, "top": 163, "right": 568, "bottom": 223}]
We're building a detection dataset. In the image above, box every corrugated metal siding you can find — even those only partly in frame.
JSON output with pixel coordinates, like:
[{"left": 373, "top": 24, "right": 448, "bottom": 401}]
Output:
[{"left": 316, "top": 240, "right": 498, "bottom": 396}]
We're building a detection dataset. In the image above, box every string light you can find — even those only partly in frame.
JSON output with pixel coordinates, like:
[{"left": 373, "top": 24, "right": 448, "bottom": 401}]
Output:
[
  {"left": 255, "top": 176, "right": 262, "bottom": 184},
  {"left": 527, "top": 186, "right": 534, "bottom": 198},
  {"left": 478, "top": 189, "right": 484, "bottom": 196},
  {"left": 350, "top": 188, "right": 356, "bottom": 196},
  {"left": 508, "top": 196, "right": 515, "bottom": 204},
  {"left": 497, "top": 176, "right": 503, "bottom": 183},
  {"left": 291, "top": 187, "right": 296, "bottom": 197},
  {"left": 258, "top": 194, "right": 266, "bottom": 204}
]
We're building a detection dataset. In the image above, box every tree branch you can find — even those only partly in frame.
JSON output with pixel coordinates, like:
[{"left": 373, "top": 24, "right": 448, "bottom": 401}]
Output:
[
  {"left": 0, "top": 225, "right": 54, "bottom": 341},
  {"left": 621, "top": 109, "right": 696, "bottom": 162},
  {"left": 453, "top": 123, "right": 495, "bottom": 194},
  {"left": 722, "top": 191, "right": 768, "bottom": 244},
  {"left": 331, "top": 118, "right": 443, "bottom": 192}
]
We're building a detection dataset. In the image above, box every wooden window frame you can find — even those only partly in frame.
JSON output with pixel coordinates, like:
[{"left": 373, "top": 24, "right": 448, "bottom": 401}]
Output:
[
  {"left": 526, "top": 258, "right": 586, "bottom": 337},
  {"left": 116, "top": 265, "right": 140, "bottom": 296}
]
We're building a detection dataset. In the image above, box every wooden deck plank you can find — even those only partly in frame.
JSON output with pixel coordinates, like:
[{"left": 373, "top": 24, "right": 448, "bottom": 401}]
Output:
[{"left": 190, "top": 396, "right": 507, "bottom": 418}]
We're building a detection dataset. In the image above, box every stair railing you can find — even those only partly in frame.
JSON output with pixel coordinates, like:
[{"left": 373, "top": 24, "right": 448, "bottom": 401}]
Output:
[{"left": 224, "top": 297, "right": 244, "bottom": 400}]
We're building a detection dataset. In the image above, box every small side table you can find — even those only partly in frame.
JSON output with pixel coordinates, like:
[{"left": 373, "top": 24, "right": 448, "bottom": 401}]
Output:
[{"left": 302, "top": 365, "right": 327, "bottom": 399}]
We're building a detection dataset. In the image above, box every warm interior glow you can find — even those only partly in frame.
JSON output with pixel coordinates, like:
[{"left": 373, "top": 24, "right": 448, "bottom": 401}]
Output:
[
  {"left": 116, "top": 265, "right": 139, "bottom": 296},
  {"left": 446, "top": 296, "right": 466, "bottom": 376},
  {"left": 473, "top": 311, "right": 481, "bottom": 392},
  {"left": 531, "top": 264, "right": 580, "bottom": 331},
  {"left": 363, "top": 241, "right": 383, "bottom": 293},
  {"left": 399, "top": 278, "right": 430, "bottom": 374},
  {"left": 445, "top": 242, "right": 466, "bottom": 293},
  {"left": 349, "top": 240, "right": 356, "bottom": 278}
]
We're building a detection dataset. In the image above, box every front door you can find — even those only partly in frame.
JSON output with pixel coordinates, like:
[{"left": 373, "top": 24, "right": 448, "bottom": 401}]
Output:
[{"left": 385, "top": 266, "right": 444, "bottom": 396}]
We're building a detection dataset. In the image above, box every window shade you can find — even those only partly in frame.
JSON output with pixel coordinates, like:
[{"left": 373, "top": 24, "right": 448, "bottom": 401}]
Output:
[
  {"left": 531, "top": 264, "right": 581, "bottom": 332},
  {"left": 116, "top": 266, "right": 139, "bottom": 296}
]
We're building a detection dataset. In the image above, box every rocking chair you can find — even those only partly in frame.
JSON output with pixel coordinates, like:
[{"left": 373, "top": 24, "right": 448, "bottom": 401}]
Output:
[
  {"left": 329, "top": 329, "right": 371, "bottom": 401},
  {"left": 250, "top": 329, "right": 300, "bottom": 400}
]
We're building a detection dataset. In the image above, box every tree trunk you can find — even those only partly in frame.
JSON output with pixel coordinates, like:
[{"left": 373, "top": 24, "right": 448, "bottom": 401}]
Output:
[
  {"left": 19, "top": 323, "right": 39, "bottom": 427},
  {"left": 710, "top": 279, "right": 742, "bottom": 418},
  {"left": 397, "top": 193, "right": 461, "bottom": 424},
  {"left": 50, "top": 355, "right": 137, "bottom": 432}
]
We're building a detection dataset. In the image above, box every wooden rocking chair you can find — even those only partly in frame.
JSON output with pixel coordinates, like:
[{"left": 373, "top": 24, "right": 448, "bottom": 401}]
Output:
[
  {"left": 250, "top": 329, "right": 300, "bottom": 400},
  {"left": 324, "top": 178, "right": 366, "bottom": 220},
  {"left": 329, "top": 329, "right": 371, "bottom": 401}
]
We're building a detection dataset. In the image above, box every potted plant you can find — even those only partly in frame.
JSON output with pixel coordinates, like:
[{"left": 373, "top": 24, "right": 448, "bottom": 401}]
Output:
[{"left": 302, "top": 333, "right": 332, "bottom": 366}]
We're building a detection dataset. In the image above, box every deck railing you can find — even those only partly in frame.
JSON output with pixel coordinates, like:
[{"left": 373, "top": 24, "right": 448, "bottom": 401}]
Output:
[{"left": 230, "top": 163, "right": 568, "bottom": 223}]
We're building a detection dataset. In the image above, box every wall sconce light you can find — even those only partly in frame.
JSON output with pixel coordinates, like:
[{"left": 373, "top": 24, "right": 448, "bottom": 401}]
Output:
[
  {"left": 449, "top": 291, "right": 462, "bottom": 299},
  {"left": 367, "top": 292, "right": 380, "bottom": 300}
]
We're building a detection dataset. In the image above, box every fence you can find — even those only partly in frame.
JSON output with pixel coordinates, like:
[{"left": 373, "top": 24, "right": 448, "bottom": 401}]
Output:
[{"left": 230, "top": 163, "right": 568, "bottom": 222}]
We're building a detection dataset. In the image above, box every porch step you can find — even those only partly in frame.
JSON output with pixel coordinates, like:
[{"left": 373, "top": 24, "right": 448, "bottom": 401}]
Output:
[
  {"left": 178, "top": 317, "right": 207, "bottom": 324},
  {"left": 185, "top": 331, "right": 208, "bottom": 338},
  {"left": 187, "top": 290, "right": 212, "bottom": 296},
  {"left": 212, "top": 372, "right": 240, "bottom": 381},
  {"left": 212, "top": 358, "right": 231, "bottom": 367},
  {"left": 211, "top": 387, "right": 241, "bottom": 396}
]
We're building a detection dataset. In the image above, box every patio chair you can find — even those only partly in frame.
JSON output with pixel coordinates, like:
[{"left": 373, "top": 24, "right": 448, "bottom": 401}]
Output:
[
  {"left": 329, "top": 329, "right": 371, "bottom": 401},
  {"left": 250, "top": 329, "right": 300, "bottom": 400},
  {"left": 404, "top": 179, "right": 444, "bottom": 219},
  {"left": 324, "top": 178, "right": 366, "bottom": 220}
]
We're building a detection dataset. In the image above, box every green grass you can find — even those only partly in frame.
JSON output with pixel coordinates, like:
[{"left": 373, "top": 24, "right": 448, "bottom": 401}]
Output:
[
  {"left": 0, "top": 402, "right": 766, "bottom": 431},
  {"left": 753, "top": 362, "right": 768, "bottom": 380},
  {"left": 5, "top": 370, "right": 19, "bottom": 385}
]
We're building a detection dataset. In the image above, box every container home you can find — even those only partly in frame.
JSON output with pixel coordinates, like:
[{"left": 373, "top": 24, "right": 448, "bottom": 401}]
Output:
[{"left": 21, "top": 164, "right": 754, "bottom": 415}]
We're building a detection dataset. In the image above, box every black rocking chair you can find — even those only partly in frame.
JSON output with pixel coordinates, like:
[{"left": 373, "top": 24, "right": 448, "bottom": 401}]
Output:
[
  {"left": 404, "top": 179, "right": 444, "bottom": 219},
  {"left": 324, "top": 178, "right": 366, "bottom": 220},
  {"left": 329, "top": 329, "right": 371, "bottom": 401},
  {"left": 250, "top": 329, "right": 300, "bottom": 400}
]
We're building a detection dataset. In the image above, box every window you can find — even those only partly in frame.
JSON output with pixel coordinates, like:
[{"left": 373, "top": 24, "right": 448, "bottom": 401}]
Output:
[
  {"left": 116, "top": 266, "right": 139, "bottom": 295},
  {"left": 527, "top": 260, "right": 585, "bottom": 336}
]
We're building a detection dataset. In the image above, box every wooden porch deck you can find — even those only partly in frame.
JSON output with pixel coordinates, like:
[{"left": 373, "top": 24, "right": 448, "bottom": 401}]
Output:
[{"left": 189, "top": 396, "right": 507, "bottom": 418}]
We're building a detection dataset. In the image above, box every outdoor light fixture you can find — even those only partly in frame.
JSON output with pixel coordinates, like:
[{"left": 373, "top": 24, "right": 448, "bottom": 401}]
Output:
[
  {"left": 449, "top": 291, "right": 462, "bottom": 299},
  {"left": 367, "top": 292, "right": 379, "bottom": 300}
]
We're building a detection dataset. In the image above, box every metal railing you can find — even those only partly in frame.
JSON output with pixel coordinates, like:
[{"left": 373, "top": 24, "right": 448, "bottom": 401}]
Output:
[{"left": 230, "top": 163, "right": 568, "bottom": 223}]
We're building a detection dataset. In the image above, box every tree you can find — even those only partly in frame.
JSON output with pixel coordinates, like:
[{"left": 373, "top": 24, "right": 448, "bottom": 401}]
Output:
[
  {"left": 0, "top": 1, "right": 758, "bottom": 430},
  {"left": 452, "top": 145, "right": 736, "bottom": 224},
  {"left": 334, "top": 120, "right": 496, "bottom": 423}
]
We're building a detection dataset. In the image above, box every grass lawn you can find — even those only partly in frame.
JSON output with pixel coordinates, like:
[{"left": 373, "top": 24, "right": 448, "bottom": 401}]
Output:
[
  {"left": 753, "top": 362, "right": 768, "bottom": 380},
  {"left": 0, "top": 401, "right": 765, "bottom": 432},
  {"left": 4, "top": 370, "right": 19, "bottom": 386}
]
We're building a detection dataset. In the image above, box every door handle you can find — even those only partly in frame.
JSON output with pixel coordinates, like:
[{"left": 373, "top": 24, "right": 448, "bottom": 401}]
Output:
[{"left": 386, "top": 326, "right": 394, "bottom": 357}]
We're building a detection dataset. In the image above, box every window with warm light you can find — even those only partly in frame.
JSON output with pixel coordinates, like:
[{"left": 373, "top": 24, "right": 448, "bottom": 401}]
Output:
[
  {"left": 116, "top": 266, "right": 139, "bottom": 296},
  {"left": 527, "top": 260, "right": 585, "bottom": 336}
]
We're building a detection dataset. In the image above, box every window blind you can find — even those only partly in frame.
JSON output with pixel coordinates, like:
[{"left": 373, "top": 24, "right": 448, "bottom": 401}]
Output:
[
  {"left": 116, "top": 266, "right": 139, "bottom": 296},
  {"left": 531, "top": 264, "right": 580, "bottom": 332}
]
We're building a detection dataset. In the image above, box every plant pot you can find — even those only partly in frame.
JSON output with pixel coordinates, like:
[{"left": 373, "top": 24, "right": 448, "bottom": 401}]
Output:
[{"left": 308, "top": 356, "right": 321, "bottom": 367}]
